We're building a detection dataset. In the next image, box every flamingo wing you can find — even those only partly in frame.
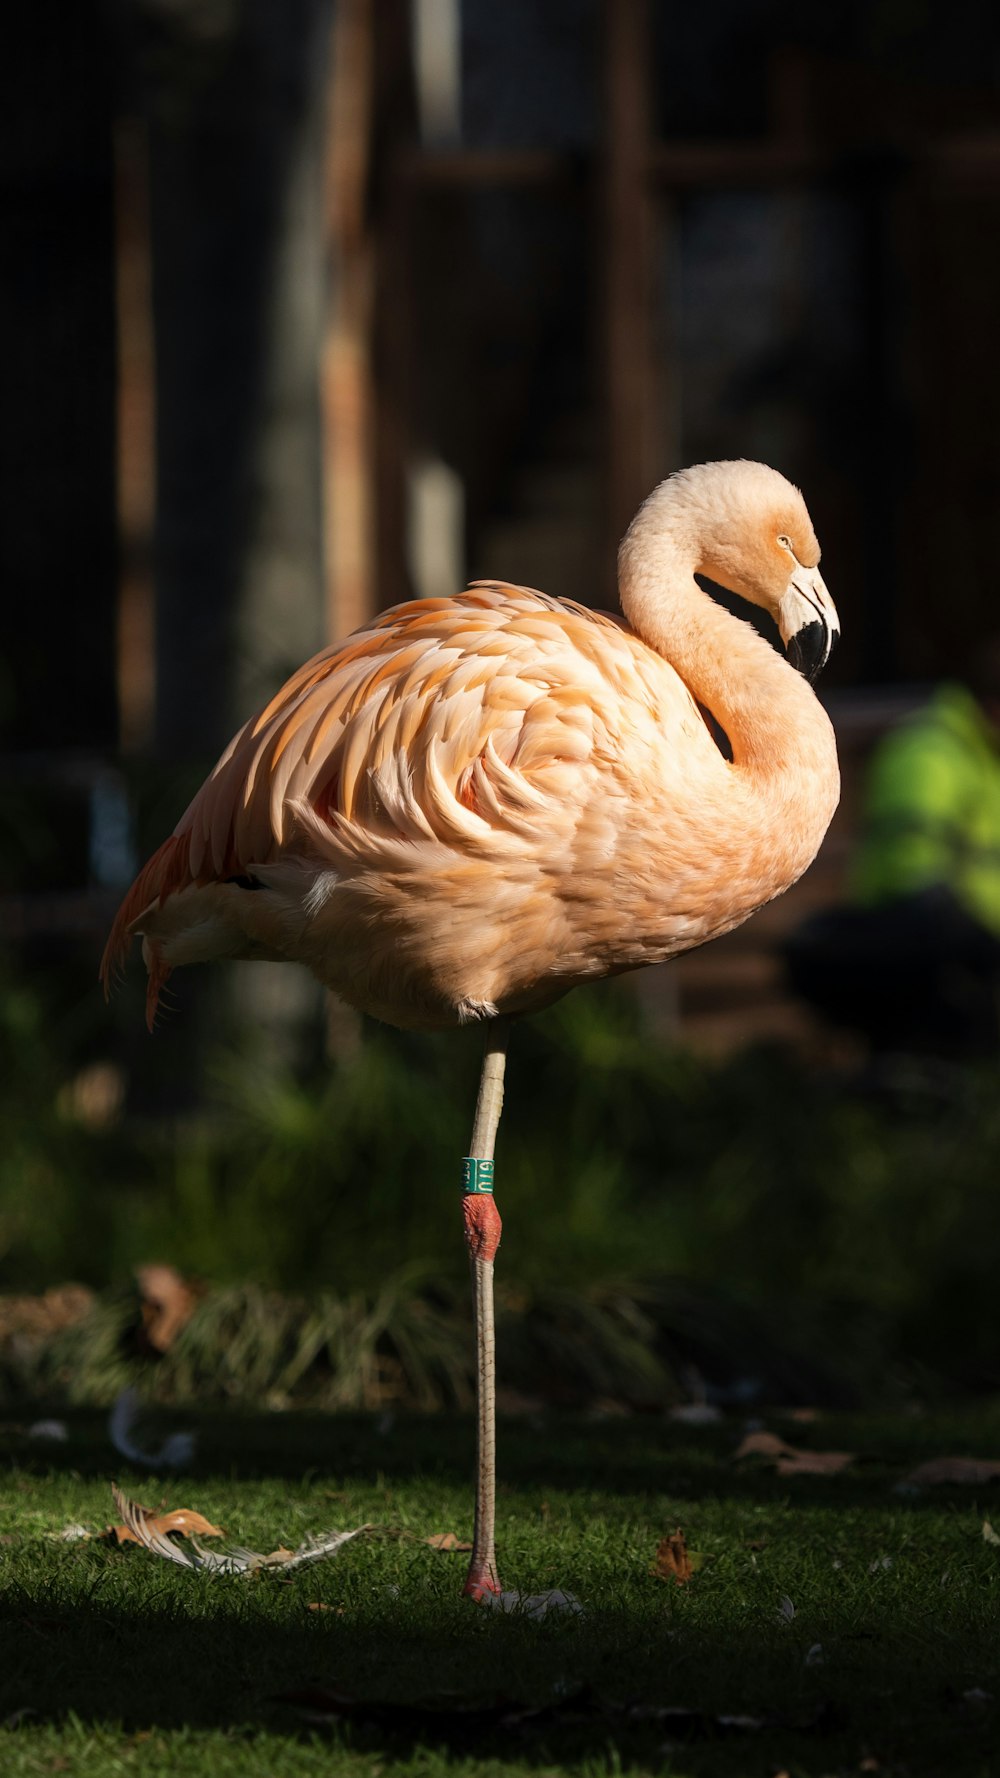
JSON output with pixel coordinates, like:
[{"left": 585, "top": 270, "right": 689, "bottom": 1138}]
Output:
[{"left": 101, "top": 583, "right": 716, "bottom": 1026}]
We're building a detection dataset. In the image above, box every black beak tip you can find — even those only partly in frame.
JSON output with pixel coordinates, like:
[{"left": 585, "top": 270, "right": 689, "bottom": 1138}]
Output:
[{"left": 787, "top": 619, "right": 835, "bottom": 684}]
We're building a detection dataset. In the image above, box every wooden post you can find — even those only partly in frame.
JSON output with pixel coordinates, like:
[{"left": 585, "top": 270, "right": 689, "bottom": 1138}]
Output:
[
  {"left": 115, "top": 116, "right": 156, "bottom": 753},
  {"left": 323, "top": 0, "right": 376, "bottom": 644},
  {"left": 601, "top": 0, "right": 658, "bottom": 571},
  {"left": 371, "top": 0, "right": 419, "bottom": 614}
]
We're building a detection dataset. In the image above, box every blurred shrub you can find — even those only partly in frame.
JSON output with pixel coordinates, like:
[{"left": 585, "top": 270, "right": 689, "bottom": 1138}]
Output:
[{"left": 2, "top": 954, "right": 1000, "bottom": 1402}]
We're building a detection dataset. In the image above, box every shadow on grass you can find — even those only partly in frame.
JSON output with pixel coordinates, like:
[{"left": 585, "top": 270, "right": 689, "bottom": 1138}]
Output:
[
  {"left": 8, "top": 1405, "right": 1000, "bottom": 1504},
  {"left": 0, "top": 1581, "right": 996, "bottom": 1775}
]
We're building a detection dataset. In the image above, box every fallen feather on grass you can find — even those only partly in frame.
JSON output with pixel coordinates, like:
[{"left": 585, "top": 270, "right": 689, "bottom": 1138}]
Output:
[
  {"left": 734, "top": 1428, "right": 854, "bottom": 1476},
  {"left": 111, "top": 1485, "right": 371, "bottom": 1575},
  {"left": 28, "top": 1420, "right": 68, "bottom": 1442},
  {"left": 108, "top": 1387, "right": 196, "bottom": 1470},
  {"left": 668, "top": 1402, "right": 721, "bottom": 1425},
  {"left": 480, "top": 1588, "right": 583, "bottom": 1620}
]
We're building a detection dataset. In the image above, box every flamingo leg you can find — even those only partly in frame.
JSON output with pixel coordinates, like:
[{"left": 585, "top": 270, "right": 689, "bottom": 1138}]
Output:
[{"left": 461, "top": 1017, "right": 509, "bottom": 1600}]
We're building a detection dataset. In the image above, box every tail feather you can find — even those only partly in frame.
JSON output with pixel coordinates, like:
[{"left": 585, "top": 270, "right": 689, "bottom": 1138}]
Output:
[
  {"left": 99, "top": 831, "right": 194, "bottom": 1009},
  {"left": 143, "top": 940, "right": 173, "bottom": 1033}
]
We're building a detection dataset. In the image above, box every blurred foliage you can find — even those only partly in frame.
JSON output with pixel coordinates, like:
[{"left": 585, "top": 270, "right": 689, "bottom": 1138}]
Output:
[{"left": 2, "top": 950, "right": 1000, "bottom": 1404}]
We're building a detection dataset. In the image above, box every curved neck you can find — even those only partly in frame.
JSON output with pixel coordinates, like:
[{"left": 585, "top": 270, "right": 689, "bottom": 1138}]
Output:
[{"left": 618, "top": 526, "right": 827, "bottom": 785}]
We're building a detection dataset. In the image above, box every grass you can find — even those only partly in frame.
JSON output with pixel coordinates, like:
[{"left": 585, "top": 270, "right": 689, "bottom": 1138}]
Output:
[{"left": 2, "top": 1407, "right": 1000, "bottom": 1775}]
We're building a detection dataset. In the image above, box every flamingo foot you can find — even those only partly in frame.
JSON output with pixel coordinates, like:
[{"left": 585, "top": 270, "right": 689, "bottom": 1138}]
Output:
[{"left": 462, "top": 1562, "right": 503, "bottom": 1602}]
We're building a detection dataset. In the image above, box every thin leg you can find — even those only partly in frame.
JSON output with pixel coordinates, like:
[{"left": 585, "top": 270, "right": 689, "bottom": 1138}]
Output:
[{"left": 462, "top": 1017, "right": 509, "bottom": 1600}]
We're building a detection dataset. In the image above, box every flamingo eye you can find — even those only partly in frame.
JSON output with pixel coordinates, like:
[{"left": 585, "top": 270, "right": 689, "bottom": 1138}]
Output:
[{"left": 777, "top": 534, "right": 792, "bottom": 551}]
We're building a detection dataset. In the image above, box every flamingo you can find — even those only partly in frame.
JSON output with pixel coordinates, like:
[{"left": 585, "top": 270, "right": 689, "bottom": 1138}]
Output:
[{"left": 102, "top": 458, "right": 840, "bottom": 1601}]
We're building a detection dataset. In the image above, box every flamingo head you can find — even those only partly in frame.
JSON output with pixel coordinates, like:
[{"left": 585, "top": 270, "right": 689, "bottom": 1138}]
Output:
[{"left": 685, "top": 459, "right": 840, "bottom": 682}]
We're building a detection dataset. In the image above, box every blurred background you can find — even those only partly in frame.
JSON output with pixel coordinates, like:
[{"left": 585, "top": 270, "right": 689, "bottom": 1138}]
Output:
[{"left": 4, "top": 0, "right": 1000, "bottom": 1414}]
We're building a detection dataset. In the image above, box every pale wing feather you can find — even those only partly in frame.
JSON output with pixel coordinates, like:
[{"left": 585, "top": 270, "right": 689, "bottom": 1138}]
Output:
[
  {"left": 170, "top": 585, "right": 669, "bottom": 873},
  {"left": 103, "top": 582, "right": 727, "bottom": 1021}
]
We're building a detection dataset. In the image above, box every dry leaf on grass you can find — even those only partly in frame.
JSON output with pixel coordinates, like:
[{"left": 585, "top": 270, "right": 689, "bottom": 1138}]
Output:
[
  {"left": 107, "top": 1503, "right": 224, "bottom": 1547},
  {"left": 0, "top": 1285, "right": 93, "bottom": 1345},
  {"left": 651, "top": 1528, "right": 701, "bottom": 1584},
  {"left": 424, "top": 1532, "right": 473, "bottom": 1552},
  {"left": 135, "top": 1263, "right": 199, "bottom": 1354},
  {"left": 111, "top": 1485, "right": 371, "bottom": 1576},
  {"left": 734, "top": 1428, "right": 854, "bottom": 1476},
  {"left": 777, "top": 1450, "right": 854, "bottom": 1476},
  {"left": 904, "top": 1457, "right": 1000, "bottom": 1487}
]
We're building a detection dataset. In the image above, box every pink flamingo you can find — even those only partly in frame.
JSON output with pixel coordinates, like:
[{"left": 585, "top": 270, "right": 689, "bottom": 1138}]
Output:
[{"left": 103, "top": 458, "right": 840, "bottom": 1600}]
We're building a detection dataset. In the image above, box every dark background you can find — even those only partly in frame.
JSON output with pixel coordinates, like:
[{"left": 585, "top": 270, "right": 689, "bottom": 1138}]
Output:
[
  {"left": 3, "top": 3, "right": 1000, "bottom": 1408},
  {"left": 4, "top": 0, "right": 1000, "bottom": 1063}
]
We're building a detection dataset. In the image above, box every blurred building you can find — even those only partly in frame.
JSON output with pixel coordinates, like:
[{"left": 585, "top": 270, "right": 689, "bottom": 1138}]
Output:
[{"left": 4, "top": 0, "right": 1000, "bottom": 1056}]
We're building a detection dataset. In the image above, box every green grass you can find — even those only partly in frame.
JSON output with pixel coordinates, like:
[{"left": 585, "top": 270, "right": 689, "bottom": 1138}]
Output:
[{"left": 2, "top": 1408, "right": 1000, "bottom": 1776}]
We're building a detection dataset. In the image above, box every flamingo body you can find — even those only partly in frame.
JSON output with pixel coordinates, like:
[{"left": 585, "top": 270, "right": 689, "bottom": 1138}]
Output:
[{"left": 103, "top": 465, "right": 840, "bottom": 1034}]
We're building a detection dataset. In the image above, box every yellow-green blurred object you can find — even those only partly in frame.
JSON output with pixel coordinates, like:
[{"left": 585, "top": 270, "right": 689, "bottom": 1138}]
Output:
[{"left": 852, "top": 684, "right": 1000, "bottom": 935}]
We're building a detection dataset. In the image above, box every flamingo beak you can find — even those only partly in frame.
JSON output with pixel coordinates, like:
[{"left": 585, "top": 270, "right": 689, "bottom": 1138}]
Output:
[{"left": 778, "top": 567, "right": 839, "bottom": 683}]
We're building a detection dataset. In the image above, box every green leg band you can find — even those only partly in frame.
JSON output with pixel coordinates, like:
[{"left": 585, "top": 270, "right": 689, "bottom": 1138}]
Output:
[{"left": 462, "top": 1157, "right": 495, "bottom": 1194}]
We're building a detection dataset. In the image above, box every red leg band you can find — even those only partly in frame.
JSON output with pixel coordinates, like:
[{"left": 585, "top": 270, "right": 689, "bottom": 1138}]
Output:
[{"left": 463, "top": 1192, "right": 502, "bottom": 1264}]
